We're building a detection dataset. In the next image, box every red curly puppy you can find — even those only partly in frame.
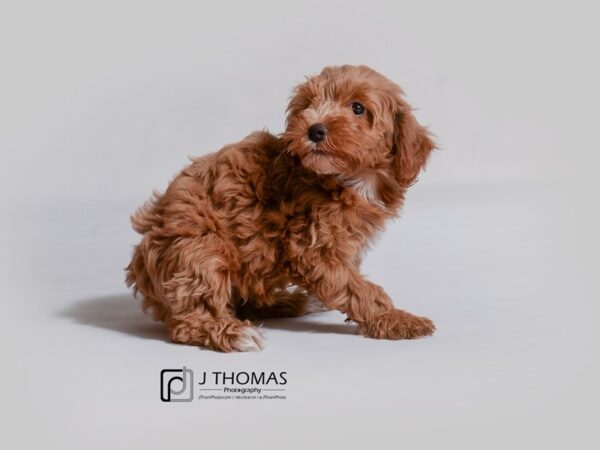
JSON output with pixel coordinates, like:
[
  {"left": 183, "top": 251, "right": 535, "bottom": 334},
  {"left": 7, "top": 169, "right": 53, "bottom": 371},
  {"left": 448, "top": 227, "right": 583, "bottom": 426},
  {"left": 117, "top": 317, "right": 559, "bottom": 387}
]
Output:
[{"left": 126, "top": 65, "right": 436, "bottom": 352}]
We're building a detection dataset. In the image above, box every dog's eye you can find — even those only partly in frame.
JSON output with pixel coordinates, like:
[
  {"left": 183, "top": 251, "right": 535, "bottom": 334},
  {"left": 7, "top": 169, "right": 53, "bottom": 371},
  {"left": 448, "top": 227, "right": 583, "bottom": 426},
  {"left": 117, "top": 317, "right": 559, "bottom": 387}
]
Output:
[{"left": 351, "top": 102, "right": 365, "bottom": 115}]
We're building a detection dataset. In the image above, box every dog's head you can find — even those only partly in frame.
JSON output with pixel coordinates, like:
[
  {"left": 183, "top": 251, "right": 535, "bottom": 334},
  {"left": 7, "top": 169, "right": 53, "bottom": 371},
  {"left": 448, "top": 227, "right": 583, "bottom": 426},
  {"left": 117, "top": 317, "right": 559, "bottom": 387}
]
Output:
[{"left": 284, "top": 65, "right": 435, "bottom": 188}]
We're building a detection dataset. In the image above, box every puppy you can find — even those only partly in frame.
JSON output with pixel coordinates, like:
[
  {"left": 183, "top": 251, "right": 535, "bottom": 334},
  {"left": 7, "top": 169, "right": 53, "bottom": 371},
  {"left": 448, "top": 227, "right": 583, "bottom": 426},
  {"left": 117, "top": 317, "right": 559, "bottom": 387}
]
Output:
[{"left": 126, "top": 65, "right": 436, "bottom": 352}]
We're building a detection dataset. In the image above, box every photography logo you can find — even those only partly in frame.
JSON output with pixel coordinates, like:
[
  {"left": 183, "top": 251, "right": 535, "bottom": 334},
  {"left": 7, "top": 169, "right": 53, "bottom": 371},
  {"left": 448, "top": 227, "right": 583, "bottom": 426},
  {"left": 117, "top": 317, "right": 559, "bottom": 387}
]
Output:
[{"left": 160, "top": 367, "right": 194, "bottom": 402}]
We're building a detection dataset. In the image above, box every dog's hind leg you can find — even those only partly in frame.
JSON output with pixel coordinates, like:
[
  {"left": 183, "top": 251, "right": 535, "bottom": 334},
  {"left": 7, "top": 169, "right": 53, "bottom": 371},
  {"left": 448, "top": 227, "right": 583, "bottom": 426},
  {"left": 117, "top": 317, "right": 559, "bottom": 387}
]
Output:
[
  {"left": 161, "top": 236, "right": 265, "bottom": 352},
  {"left": 168, "top": 309, "right": 265, "bottom": 352},
  {"left": 236, "top": 286, "right": 327, "bottom": 320}
]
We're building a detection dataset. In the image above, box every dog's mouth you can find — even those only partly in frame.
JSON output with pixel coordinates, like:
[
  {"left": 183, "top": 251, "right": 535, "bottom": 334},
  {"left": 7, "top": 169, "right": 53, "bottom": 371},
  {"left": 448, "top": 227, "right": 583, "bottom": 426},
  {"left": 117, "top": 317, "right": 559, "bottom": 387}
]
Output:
[
  {"left": 305, "top": 141, "right": 331, "bottom": 155},
  {"left": 298, "top": 142, "right": 343, "bottom": 176},
  {"left": 302, "top": 146, "right": 332, "bottom": 163}
]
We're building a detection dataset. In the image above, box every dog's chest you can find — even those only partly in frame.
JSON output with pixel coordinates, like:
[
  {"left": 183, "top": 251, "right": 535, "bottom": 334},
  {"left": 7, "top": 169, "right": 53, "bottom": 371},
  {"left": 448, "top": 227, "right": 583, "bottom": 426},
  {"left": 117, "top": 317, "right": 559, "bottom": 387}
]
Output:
[
  {"left": 281, "top": 204, "right": 381, "bottom": 271},
  {"left": 339, "top": 174, "right": 386, "bottom": 208}
]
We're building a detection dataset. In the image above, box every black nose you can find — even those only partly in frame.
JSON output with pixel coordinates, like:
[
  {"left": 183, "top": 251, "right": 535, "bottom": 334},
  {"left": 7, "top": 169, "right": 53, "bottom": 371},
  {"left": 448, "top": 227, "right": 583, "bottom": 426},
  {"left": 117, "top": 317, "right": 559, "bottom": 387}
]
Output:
[{"left": 308, "top": 123, "right": 328, "bottom": 143}]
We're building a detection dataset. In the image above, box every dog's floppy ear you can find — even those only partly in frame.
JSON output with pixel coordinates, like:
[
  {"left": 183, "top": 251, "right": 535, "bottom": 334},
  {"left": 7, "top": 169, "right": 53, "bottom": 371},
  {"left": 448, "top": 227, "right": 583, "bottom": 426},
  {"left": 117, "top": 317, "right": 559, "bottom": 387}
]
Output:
[
  {"left": 392, "top": 105, "right": 435, "bottom": 187},
  {"left": 285, "top": 80, "right": 311, "bottom": 126}
]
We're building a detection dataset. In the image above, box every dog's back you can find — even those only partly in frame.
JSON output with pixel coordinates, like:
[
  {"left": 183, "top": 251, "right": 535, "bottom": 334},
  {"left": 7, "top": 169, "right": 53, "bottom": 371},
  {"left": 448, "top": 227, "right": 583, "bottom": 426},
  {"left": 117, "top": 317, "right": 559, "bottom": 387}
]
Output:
[{"left": 125, "top": 131, "right": 282, "bottom": 324}]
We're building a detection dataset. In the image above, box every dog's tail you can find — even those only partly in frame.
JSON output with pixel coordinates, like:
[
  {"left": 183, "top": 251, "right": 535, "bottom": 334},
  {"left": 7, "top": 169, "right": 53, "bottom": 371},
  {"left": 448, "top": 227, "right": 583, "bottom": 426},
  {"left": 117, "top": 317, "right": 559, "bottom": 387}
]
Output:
[
  {"left": 130, "top": 191, "right": 161, "bottom": 234},
  {"left": 125, "top": 242, "right": 169, "bottom": 322},
  {"left": 126, "top": 191, "right": 170, "bottom": 321}
]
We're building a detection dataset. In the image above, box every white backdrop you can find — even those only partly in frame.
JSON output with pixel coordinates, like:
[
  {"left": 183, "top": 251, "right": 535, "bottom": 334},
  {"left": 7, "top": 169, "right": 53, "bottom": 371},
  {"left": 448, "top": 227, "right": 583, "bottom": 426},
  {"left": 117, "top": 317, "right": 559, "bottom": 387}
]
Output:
[{"left": 1, "top": 1, "right": 599, "bottom": 449}]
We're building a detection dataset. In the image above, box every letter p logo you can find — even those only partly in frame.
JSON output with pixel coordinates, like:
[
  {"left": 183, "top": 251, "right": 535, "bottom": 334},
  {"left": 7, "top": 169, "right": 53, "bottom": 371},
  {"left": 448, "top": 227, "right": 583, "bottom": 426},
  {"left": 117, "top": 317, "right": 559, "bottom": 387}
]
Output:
[{"left": 160, "top": 367, "right": 194, "bottom": 402}]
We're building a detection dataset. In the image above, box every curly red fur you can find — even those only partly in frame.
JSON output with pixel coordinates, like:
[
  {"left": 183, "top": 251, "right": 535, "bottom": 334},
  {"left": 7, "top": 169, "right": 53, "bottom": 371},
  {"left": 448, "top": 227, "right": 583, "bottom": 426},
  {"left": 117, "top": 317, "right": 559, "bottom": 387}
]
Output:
[{"left": 126, "top": 65, "right": 436, "bottom": 352}]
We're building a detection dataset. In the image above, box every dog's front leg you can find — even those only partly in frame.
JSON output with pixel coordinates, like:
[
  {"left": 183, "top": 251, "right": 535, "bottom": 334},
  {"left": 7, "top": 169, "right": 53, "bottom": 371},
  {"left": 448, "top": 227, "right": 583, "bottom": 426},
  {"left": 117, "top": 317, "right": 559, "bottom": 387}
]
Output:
[{"left": 307, "top": 264, "right": 435, "bottom": 339}]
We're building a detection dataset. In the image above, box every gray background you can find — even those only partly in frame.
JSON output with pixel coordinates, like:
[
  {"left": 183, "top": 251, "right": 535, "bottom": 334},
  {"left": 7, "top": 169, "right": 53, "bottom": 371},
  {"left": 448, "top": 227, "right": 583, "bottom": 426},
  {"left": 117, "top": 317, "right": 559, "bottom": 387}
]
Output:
[{"left": 1, "top": 1, "right": 598, "bottom": 449}]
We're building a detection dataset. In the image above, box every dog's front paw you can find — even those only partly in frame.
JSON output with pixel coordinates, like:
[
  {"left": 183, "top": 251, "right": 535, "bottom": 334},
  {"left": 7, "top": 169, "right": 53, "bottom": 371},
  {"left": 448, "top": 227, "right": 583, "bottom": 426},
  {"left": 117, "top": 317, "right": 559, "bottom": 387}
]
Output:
[{"left": 360, "top": 309, "right": 435, "bottom": 340}]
